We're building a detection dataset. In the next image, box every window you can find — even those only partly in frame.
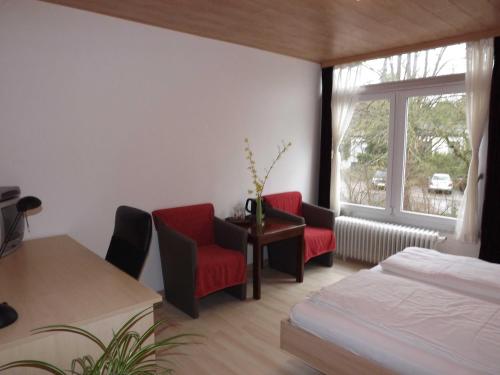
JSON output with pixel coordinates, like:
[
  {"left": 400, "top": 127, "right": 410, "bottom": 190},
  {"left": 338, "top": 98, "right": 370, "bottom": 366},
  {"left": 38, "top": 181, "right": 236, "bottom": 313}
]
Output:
[
  {"left": 403, "top": 93, "right": 468, "bottom": 218},
  {"left": 340, "top": 44, "right": 467, "bottom": 231},
  {"left": 357, "top": 43, "right": 466, "bottom": 86},
  {"left": 340, "top": 98, "right": 390, "bottom": 208}
]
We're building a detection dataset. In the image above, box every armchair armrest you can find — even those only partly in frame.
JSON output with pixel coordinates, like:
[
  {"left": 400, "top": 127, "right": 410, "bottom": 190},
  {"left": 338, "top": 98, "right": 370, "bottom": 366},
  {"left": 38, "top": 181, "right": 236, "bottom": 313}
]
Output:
[
  {"left": 214, "top": 217, "right": 248, "bottom": 255},
  {"left": 302, "top": 202, "right": 335, "bottom": 229},
  {"left": 153, "top": 217, "right": 197, "bottom": 295},
  {"left": 264, "top": 205, "right": 305, "bottom": 225}
]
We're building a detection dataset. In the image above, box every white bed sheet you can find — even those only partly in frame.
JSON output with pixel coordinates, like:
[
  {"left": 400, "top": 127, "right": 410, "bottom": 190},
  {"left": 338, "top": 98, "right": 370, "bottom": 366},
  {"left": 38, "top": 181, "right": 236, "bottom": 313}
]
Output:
[
  {"left": 380, "top": 247, "right": 500, "bottom": 303},
  {"left": 290, "top": 270, "right": 500, "bottom": 375}
]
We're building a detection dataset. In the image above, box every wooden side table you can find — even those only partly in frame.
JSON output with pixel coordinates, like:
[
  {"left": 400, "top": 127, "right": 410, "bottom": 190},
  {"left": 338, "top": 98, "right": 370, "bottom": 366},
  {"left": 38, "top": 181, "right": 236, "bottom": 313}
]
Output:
[{"left": 228, "top": 217, "right": 305, "bottom": 300}]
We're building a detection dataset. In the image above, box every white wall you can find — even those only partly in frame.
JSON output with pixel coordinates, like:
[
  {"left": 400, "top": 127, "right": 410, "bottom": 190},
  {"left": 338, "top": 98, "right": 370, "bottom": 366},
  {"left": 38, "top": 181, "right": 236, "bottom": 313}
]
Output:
[
  {"left": 0, "top": 0, "right": 321, "bottom": 290},
  {"left": 435, "top": 236, "right": 480, "bottom": 257}
]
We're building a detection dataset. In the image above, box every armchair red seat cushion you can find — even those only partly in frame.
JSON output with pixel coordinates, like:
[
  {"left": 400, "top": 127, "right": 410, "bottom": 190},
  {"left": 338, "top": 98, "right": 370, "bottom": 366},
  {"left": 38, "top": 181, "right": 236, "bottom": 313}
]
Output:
[
  {"left": 264, "top": 191, "right": 336, "bottom": 262},
  {"left": 304, "top": 226, "right": 336, "bottom": 261},
  {"left": 153, "top": 203, "right": 246, "bottom": 298},
  {"left": 196, "top": 244, "right": 246, "bottom": 297}
]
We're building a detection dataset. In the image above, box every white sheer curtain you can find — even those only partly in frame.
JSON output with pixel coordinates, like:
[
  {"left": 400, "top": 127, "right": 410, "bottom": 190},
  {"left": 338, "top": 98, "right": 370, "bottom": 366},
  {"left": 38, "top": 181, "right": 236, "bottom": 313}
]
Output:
[
  {"left": 330, "top": 63, "right": 362, "bottom": 213},
  {"left": 456, "top": 38, "right": 494, "bottom": 242}
]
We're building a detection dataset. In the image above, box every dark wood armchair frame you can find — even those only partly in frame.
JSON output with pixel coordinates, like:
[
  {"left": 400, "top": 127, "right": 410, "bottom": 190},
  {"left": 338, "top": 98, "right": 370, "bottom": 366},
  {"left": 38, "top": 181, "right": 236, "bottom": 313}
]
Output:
[
  {"left": 153, "top": 216, "right": 247, "bottom": 318},
  {"left": 264, "top": 202, "right": 335, "bottom": 276}
]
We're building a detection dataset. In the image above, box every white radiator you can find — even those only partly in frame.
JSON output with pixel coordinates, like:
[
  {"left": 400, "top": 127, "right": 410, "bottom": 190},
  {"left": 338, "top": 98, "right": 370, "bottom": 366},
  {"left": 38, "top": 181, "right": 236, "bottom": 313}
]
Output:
[{"left": 335, "top": 216, "right": 441, "bottom": 264}]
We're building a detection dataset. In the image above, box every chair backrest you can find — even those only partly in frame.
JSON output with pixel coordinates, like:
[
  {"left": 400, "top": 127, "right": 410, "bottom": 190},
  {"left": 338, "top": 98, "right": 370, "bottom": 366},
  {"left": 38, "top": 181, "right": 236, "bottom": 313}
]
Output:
[
  {"left": 152, "top": 203, "right": 215, "bottom": 246},
  {"left": 263, "top": 191, "right": 303, "bottom": 216},
  {"left": 105, "top": 206, "right": 152, "bottom": 279}
]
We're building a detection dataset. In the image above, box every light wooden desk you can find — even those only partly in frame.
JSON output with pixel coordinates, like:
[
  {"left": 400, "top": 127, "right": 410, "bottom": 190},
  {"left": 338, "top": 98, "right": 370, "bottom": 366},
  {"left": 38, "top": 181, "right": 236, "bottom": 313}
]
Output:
[{"left": 0, "top": 235, "right": 162, "bottom": 373}]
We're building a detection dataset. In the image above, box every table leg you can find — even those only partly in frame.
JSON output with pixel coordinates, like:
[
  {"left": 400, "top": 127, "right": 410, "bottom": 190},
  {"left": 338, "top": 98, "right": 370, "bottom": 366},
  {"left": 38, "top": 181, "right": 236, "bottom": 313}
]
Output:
[
  {"left": 253, "top": 239, "right": 262, "bottom": 300},
  {"left": 296, "top": 233, "right": 304, "bottom": 283}
]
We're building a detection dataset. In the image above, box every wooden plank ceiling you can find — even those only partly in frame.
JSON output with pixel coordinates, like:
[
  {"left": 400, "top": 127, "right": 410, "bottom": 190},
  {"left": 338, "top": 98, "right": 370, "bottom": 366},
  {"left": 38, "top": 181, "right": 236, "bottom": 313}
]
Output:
[{"left": 40, "top": 0, "right": 500, "bottom": 66}]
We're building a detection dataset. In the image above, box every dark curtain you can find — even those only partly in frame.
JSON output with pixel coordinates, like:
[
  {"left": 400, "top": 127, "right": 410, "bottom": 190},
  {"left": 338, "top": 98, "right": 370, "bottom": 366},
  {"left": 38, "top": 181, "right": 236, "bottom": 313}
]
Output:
[
  {"left": 318, "top": 67, "right": 333, "bottom": 208},
  {"left": 479, "top": 37, "right": 500, "bottom": 263}
]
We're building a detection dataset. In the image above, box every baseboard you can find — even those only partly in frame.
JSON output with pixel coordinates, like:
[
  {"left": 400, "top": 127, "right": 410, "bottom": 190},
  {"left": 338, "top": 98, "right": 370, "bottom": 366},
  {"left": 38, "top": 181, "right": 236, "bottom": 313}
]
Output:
[{"left": 247, "top": 259, "right": 269, "bottom": 272}]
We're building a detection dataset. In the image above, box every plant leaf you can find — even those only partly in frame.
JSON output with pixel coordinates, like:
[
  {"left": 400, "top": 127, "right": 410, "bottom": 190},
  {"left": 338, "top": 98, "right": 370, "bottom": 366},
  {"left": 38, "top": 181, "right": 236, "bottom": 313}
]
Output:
[
  {"left": 32, "top": 325, "right": 106, "bottom": 352},
  {"left": 0, "top": 360, "right": 66, "bottom": 375}
]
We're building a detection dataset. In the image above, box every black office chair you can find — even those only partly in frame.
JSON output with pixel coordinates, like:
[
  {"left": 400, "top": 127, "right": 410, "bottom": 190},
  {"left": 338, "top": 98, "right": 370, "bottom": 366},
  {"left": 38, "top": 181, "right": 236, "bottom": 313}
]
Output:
[{"left": 105, "top": 206, "right": 152, "bottom": 279}]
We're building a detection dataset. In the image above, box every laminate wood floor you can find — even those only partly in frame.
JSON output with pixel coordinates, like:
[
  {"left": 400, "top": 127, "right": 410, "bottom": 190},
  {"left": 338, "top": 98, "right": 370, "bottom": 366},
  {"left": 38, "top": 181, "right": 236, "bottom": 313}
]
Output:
[{"left": 154, "top": 258, "right": 367, "bottom": 375}]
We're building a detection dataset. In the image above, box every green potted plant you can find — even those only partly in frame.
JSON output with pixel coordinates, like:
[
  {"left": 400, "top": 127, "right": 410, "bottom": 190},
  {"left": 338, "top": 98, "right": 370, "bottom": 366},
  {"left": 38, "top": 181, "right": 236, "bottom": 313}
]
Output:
[{"left": 0, "top": 308, "right": 197, "bottom": 374}]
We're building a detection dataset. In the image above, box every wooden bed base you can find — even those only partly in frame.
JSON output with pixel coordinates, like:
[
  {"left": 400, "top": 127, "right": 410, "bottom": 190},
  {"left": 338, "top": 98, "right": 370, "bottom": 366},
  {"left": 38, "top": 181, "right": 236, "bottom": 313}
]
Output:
[{"left": 280, "top": 319, "right": 396, "bottom": 375}]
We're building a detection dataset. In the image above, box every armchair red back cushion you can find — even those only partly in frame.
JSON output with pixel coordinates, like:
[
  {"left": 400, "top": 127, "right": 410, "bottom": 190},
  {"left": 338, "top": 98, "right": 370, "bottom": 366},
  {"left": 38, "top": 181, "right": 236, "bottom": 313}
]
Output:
[
  {"left": 263, "top": 191, "right": 303, "bottom": 216},
  {"left": 153, "top": 203, "right": 214, "bottom": 246}
]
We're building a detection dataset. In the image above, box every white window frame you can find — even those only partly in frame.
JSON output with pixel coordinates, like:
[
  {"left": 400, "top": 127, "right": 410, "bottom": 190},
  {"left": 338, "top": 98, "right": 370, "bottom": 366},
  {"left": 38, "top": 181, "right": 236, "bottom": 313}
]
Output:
[{"left": 341, "top": 74, "right": 465, "bottom": 232}]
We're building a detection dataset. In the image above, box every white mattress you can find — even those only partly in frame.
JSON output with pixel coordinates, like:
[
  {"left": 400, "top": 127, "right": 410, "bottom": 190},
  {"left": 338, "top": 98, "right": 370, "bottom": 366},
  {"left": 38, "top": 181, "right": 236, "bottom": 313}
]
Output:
[
  {"left": 290, "top": 270, "right": 500, "bottom": 375},
  {"left": 380, "top": 247, "right": 500, "bottom": 304}
]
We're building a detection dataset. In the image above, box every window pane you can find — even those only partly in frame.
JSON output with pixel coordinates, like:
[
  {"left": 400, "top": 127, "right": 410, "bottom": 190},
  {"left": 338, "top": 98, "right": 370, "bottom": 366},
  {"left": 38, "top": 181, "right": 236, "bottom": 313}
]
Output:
[
  {"left": 340, "top": 99, "right": 390, "bottom": 208},
  {"left": 403, "top": 93, "right": 469, "bottom": 218},
  {"left": 358, "top": 43, "right": 465, "bottom": 86}
]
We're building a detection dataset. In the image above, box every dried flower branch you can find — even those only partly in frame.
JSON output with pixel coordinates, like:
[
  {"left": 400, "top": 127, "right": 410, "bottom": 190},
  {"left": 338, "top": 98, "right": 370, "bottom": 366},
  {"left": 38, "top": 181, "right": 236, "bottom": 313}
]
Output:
[{"left": 244, "top": 138, "right": 292, "bottom": 198}]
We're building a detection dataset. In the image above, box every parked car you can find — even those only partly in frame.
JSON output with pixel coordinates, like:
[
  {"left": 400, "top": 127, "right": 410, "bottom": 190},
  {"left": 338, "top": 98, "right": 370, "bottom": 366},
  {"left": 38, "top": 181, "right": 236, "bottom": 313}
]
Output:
[
  {"left": 371, "top": 170, "right": 387, "bottom": 189},
  {"left": 428, "top": 173, "right": 453, "bottom": 194}
]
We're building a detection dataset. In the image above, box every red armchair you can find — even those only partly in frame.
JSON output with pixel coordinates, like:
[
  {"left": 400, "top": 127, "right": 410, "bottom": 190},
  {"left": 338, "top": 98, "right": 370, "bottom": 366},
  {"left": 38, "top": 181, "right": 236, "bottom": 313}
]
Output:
[
  {"left": 263, "top": 191, "right": 336, "bottom": 275},
  {"left": 153, "top": 203, "right": 247, "bottom": 318}
]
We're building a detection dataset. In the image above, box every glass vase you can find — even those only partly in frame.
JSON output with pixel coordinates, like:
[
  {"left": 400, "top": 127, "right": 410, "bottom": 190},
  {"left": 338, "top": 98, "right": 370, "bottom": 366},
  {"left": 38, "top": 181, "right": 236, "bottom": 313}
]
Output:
[{"left": 256, "top": 196, "right": 264, "bottom": 226}]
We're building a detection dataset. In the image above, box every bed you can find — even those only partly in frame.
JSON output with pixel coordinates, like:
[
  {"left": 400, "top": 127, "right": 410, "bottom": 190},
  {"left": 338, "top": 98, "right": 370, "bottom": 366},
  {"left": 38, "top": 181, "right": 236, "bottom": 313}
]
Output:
[{"left": 280, "top": 248, "right": 500, "bottom": 375}]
